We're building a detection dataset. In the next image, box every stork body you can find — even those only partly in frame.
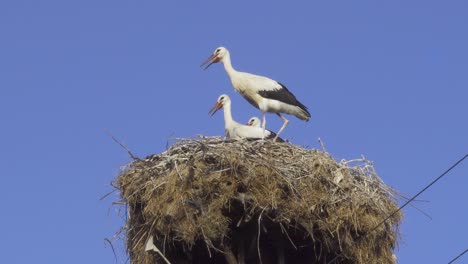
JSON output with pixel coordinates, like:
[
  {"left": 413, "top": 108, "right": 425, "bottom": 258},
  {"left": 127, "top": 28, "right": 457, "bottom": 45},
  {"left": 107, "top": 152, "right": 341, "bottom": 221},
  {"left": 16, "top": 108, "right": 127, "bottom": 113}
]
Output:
[
  {"left": 209, "top": 95, "right": 283, "bottom": 142},
  {"left": 246, "top": 116, "right": 284, "bottom": 142},
  {"left": 202, "top": 47, "right": 310, "bottom": 140}
]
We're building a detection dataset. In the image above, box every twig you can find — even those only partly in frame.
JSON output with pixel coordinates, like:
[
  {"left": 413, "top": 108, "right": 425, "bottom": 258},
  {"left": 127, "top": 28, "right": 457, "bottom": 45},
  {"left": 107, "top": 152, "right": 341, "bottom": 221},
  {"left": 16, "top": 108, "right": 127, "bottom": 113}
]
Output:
[
  {"left": 106, "top": 130, "right": 140, "bottom": 160},
  {"left": 104, "top": 238, "right": 118, "bottom": 263},
  {"left": 257, "top": 208, "right": 266, "bottom": 264},
  {"left": 318, "top": 137, "right": 327, "bottom": 153},
  {"left": 145, "top": 235, "right": 172, "bottom": 264},
  {"left": 100, "top": 189, "right": 116, "bottom": 201},
  {"left": 223, "top": 244, "right": 238, "bottom": 264},
  {"left": 200, "top": 227, "right": 212, "bottom": 258},
  {"left": 166, "top": 132, "right": 175, "bottom": 150},
  {"left": 173, "top": 160, "right": 183, "bottom": 181},
  {"left": 397, "top": 194, "right": 432, "bottom": 220}
]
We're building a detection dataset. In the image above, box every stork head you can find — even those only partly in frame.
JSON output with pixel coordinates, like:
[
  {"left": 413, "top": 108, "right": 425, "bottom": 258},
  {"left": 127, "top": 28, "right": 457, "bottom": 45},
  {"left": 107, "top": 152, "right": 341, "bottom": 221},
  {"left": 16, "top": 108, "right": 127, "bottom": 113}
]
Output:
[
  {"left": 209, "top": 94, "right": 230, "bottom": 116},
  {"left": 201, "top": 47, "right": 228, "bottom": 70},
  {"left": 246, "top": 117, "right": 261, "bottom": 127}
]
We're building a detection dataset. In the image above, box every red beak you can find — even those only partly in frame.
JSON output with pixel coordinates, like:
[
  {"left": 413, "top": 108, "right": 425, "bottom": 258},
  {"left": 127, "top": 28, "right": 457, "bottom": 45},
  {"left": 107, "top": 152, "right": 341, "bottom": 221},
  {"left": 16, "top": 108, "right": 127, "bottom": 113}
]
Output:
[
  {"left": 201, "top": 54, "right": 220, "bottom": 70},
  {"left": 208, "top": 101, "right": 223, "bottom": 116}
]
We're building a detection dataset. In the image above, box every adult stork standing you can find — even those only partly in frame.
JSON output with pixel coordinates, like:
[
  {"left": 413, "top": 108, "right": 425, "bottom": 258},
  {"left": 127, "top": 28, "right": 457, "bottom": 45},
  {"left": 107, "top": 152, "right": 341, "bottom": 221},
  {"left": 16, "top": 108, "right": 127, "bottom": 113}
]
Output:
[
  {"left": 209, "top": 94, "right": 283, "bottom": 142},
  {"left": 202, "top": 47, "right": 310, "bottom": 141}
]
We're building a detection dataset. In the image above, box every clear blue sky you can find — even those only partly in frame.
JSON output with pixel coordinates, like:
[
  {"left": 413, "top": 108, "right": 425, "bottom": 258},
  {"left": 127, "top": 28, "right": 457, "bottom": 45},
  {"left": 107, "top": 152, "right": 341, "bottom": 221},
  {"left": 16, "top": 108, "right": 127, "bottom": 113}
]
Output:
[{"left": 1, "top": 1, "right": 466, "bottom": 263}]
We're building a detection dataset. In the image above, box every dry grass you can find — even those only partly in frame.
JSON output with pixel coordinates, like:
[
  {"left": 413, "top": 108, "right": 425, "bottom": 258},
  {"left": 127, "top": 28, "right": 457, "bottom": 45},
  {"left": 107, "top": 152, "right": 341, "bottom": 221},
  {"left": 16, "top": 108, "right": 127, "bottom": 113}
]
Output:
[{"left": 114, "top": 136, "right": 401, "bottom": 264}]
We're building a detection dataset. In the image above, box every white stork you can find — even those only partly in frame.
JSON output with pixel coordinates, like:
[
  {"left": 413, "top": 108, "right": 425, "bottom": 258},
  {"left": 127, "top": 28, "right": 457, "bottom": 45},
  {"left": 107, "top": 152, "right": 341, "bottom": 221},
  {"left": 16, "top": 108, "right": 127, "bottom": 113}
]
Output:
[
  {"left": 246, "top": 116, "right": 261, "bottom": 127},
  {"left": 247, "top": 116, "right": 284, "bottom": 142},
  {"left": 202, "top": 47, "right": 310, "bottom": 141},
  {"left": 209, "top": 94, "right": 284, "bottom": 142}
]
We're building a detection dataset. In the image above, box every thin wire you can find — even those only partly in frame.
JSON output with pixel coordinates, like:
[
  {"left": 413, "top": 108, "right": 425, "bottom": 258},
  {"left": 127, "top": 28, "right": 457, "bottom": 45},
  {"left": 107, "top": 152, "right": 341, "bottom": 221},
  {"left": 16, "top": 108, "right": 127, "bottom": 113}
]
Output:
[
  {"left": 366, "top": 154, "right": 467, "bottom": 235},
  {"left": 327, "top": 154, "right": 467, "bottom": 264},
  {"left": 447, "top": 248, "right": 468, "bottom": 264}
]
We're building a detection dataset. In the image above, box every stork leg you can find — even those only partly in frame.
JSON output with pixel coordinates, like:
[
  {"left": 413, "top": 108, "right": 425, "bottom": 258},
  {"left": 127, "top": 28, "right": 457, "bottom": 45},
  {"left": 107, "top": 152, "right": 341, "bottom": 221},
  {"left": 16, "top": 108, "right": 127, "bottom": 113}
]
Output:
[
  {"left": 261, "top": 112, "right": 267, "bottom": 140},
  {"left": 275, "top": 113, "right": 289, "bottom": 141}
]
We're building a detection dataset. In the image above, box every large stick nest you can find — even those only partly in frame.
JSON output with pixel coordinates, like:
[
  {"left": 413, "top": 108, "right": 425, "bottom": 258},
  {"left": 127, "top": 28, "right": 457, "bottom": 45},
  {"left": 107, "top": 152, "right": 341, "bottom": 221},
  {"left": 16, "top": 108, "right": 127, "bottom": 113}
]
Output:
[{"left": 115, "top": 137, "right": 401, "bottom": 264}]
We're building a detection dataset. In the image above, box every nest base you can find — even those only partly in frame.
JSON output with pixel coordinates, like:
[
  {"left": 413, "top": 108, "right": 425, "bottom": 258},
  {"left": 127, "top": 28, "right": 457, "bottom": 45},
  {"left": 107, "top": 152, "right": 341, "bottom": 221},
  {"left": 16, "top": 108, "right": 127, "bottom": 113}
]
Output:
[{"left": 115, "top": 137, "right": 401, "bottom": 264}]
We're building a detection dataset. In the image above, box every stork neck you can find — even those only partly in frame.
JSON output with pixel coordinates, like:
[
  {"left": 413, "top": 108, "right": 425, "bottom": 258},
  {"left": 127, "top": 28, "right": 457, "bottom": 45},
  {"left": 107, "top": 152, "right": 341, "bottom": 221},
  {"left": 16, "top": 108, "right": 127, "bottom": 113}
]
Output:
[
  {"left": 222, "top": 101, "right": 237, "bottom": 130},
  {"left": 221, "top": 52, "right": 237, "bottom": 77}
]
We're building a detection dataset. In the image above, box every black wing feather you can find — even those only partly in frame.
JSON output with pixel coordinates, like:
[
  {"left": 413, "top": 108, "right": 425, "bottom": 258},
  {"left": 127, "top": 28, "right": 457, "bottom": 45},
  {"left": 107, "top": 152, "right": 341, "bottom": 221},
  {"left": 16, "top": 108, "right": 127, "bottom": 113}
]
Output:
[
  {"left": 258, "top": 82, "right": 310, "bottom": 116},
  {"left": 246, "top": 134, "right": 285, "bottom": 142},
  {"left": 265, "top": 131, "right": 285, "bottom": 142}
]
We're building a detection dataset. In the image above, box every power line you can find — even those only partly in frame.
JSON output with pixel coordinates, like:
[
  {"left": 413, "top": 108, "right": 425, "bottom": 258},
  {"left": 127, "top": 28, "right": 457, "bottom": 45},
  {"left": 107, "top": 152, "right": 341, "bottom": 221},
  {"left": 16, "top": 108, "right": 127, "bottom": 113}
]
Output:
[
  {"left": 447, "top": 248, "right": 467, "bottom": 264},
  {"left": 366, "top": 154, "right": 467, "bottom": 235},
  {"left": 328, "top": 154, "right": 467, "bottom": 264}
]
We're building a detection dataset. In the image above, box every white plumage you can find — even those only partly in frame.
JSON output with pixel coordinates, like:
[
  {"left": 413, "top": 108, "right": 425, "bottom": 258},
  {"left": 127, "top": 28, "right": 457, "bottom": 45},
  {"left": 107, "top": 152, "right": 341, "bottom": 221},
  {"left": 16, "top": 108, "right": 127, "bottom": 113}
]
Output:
[
  {"left": 246, "top": 116, "right": 282, "bottom": 142},
  {"left": 209, "top": 94, "right": 283, "bottom": 142},
  {"left": 246, "top": 116, "right": 261, "bottom": 127},
  {"left": 202, "top": 47, "right": 311, "bottom": 140}
]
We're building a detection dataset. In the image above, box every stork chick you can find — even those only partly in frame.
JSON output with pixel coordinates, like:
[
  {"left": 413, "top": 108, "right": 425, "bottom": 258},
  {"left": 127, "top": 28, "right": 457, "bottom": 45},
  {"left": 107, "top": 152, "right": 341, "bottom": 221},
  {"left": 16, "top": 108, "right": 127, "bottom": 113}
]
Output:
[{"left": 246, "top": 116, "right": 261, "bottom": 127}]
